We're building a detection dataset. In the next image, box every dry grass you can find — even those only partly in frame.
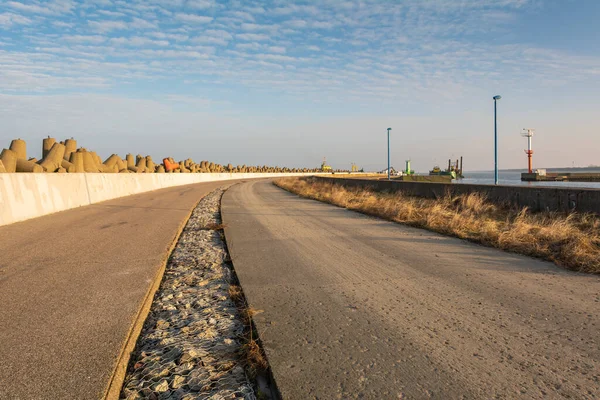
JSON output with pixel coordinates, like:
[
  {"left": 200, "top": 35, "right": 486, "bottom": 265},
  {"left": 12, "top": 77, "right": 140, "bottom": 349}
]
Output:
[
  {"left": 228, "top": 284, "right": 244, "bottom": 304},
  {"left": 274, "top": 177, "right": 600, "bottom": 274},
  {"left": 242, "top": 339, "right": 269, "bottom": 377},
  {"left": 204, "top": 222, "right": 228, "bottom": 230},
  {"left": 227, "top": 284, "right": 268, "bottom": 377}
]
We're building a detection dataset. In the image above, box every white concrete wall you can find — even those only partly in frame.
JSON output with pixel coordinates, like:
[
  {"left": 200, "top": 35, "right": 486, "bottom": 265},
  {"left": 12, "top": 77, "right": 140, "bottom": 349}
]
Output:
[{"left": 0, "top": 173, "right": 316, "bottom": 226}]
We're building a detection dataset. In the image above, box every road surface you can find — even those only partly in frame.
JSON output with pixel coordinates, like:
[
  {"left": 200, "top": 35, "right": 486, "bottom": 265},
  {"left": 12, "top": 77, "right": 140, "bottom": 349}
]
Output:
[
  {"left": 222, "top": 179, "right": 600, "bottom": 399},
  {"left": 0, "top": 180, "right": 234, "bottom": 400}
]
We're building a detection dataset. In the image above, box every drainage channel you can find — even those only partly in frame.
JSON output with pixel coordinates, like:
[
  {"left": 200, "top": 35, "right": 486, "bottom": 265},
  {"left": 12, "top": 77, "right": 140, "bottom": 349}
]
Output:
[{"left": 120, "top": 186, "right": 277, "bottom": 400}]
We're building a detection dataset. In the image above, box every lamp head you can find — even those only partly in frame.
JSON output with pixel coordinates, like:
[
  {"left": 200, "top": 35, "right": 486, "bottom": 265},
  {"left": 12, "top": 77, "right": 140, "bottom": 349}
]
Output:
[
  {"left": 493, "top": 95, "right": 501, "bottom": 100},
  {"left": 387, "top": 127, "right": 392, "bottom": 131}
]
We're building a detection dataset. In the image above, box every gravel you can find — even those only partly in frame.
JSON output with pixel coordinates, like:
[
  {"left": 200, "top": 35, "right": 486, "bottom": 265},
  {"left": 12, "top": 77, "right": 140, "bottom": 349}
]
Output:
[{"left": 120, "top": 187, "right": 256, "bottom": 400}]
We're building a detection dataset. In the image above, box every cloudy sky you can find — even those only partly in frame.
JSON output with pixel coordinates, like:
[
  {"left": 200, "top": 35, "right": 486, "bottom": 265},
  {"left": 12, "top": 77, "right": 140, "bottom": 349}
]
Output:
[{"left": 1, "top": 0, "right": 599, "bottom": 171}]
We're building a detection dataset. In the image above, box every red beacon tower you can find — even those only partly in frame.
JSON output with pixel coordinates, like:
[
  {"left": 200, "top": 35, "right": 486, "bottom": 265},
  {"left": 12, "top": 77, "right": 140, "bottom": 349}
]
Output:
[{"left": 521, "top": 128, "right": 535, "bottom": 173}]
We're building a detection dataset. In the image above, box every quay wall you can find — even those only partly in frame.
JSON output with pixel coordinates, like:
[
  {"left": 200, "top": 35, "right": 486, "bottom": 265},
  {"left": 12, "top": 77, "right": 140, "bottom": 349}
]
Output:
[
  {"left": 314, "top": 177, "right": 600, "bottom": 214},
  {"left": 0, "top": 173, "right": 318, "bottom": 226}
]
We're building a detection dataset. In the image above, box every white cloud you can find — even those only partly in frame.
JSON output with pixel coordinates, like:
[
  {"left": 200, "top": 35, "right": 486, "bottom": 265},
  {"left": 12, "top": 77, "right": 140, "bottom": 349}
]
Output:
[
  {"left": 312, "top": 20, "right": 335, "bottom": 29},
  {"left": 96, "top": 10, "right": 126, "bottom": 18},
  {"left": 235, "top": 42, "right": 261, "bottom": 51},
  {"left": 0, "top": 12, "right": 32, "bottom": 28},
  {"left": 150, "top": 31, "right": 189, "bottom": 41},
  {"left": 88, "top": 20, "right": 128, "bottom": 32},
  {"left": 268, "top": 46, "right": 286, "bottom": 54},
  {"left": 6, "top": 1, "right": 57, "bottom": 15},
  {"left": 52, "top": 20, "right": 73, "bottom": 28},
  {"left": 226, "top": 10, "right": 255, "bottom": 21},
  {"left": 236, "top": 33, "right": 270, "bottom": 41},
  {"left": 110, "top": 36, "right": 170, "bottom": 47},
  {"left": 256, "top": 53, "right": 299, "bottom": 63},
  {"left": 138, "top": 48, "right": 213, "bottom": 58},
  {"left": 240, "top": 22, "right": 275, "bottom": 31},
  {"left": 185, "top": 0, "right": 215, "bottom": 10},
  {"left": 63, "top": 35, "right": 106, "bottom": 44},
  {"left": 5, "top": 0, "right": 75, "bottom": 16},
  {"left": 191, "top": 29, "right": 233, "bottom": 45},
  {"left": 174, "top": 13, "right": 213, "bottom": 24},
  {"left": 130, "top": 17, "right": 157, "bottom": 29},
  {"left": 285, "top": 19, "right": 307, "bottom": 29}
]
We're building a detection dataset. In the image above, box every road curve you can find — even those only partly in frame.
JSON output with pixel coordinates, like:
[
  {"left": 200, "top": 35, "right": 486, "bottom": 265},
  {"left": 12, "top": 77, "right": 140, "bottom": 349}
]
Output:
[
  {"left": 222, "top": 179, "right": 600, "bottom": 399},
  {"left": 0, "top": 180, "right": 237, "bottom": 400}
]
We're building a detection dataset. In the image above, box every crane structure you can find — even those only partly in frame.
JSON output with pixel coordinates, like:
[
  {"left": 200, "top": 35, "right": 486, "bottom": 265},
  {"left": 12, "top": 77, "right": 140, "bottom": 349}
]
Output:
[{"left": 521, "top": 129, "right": 535, "bottom": 173}]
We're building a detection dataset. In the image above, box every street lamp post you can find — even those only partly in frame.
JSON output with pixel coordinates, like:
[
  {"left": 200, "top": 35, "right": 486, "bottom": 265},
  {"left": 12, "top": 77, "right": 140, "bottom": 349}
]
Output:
[
  {"left": 387, "top": 127, "right": 392, "bottom": 180},
  {"left": 493, "top": 95, "right": 501, "bottom": 185}
]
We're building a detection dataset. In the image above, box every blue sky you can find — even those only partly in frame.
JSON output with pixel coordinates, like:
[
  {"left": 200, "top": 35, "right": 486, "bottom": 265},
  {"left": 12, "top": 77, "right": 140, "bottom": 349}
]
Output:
[{"left": 1, "top": 0, "right": 598, "bottom": 171}]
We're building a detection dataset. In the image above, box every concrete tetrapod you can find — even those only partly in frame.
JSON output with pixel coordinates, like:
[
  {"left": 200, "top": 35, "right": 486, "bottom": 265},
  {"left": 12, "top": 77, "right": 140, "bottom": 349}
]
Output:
[
  {"left": 126, "top": 154, "right": 139, "bottom": 173},
  {"left": 90, "top": 151, "right": 103, "bottom": 167},
  {"left": 81, "top": 150, "right": 100, "bottom": 173},
  {"left": 42, "top": 137, "right": 56, "bottom": 159},
  {"left": 69, "top": 152, "right": 85, "bottom": 173},
  {"left": 16, "top": 159, "right": 44, "bottom": 173},
  {"left": 0, "top": 149, "right": 18, "bottom": 173},
  {"left": 64, "top": 138, "right": 77, "bottom": 161},
  {"left": 91, "top": 151, "right": 114, "bottom": 173},
  {"left": 60, "top": 159, "right": 76, "bottom": 173},
  {"left": 9, "top": 139, "right": 27, "bottom": 160},
  {"left": 39, "top": 143, "right": 66, "bottom": 172},
  {"left": 146, "top": 156, "right": 155, "bottom": 172},
  {"left": 1, "top": 135, "right": 323, "bottom": 174},
  {"left": 179, "top": 161, "right": 190, "bottom": 173},
  {"left": 126, "top": 154, "right": 135, "bottom": 169},
  {"left": 103, "top": 154, "right": 122, "bottom": 170},
  {"left": 135, "top": 156, "right": 147, "bottom": 173},
  {"left": 0, "top": 160, "right": 6, "bottom": 173},
  {"left": 163, "top": 158, "right": 179, "bottom": 172}
]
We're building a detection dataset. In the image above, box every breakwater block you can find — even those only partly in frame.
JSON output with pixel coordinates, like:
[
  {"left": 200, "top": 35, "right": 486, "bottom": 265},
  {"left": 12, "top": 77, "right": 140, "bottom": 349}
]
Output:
[
  {"left": 17, "top": 159, "right": 44, "bottom": 173},
  {"left": 1, "top": 149, "right": 18, "bottom": 173},
  {"left": 42, "top": 137, "right": 56, "bottom": 159},
  {"left": 9, "top": 139, "right": 27, "bottom": 160},
  {"left": 40, "top": 143, "right": 66, "bottom": 172}
]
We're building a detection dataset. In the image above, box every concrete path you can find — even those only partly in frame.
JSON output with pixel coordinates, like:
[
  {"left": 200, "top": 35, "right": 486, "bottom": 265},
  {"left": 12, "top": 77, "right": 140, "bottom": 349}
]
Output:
[
  {"left": 222, "top": 180, "right": 600, "bottom": 399},
  {"left": 0, "top": 180, "right": 236, "bottom": 400}
]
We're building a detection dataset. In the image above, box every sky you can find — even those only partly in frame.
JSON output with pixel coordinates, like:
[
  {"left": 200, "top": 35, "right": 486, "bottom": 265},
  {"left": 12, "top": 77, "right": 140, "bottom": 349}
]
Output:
[{"left": 1, "top": 0, "right": 599, "bottom": 171}]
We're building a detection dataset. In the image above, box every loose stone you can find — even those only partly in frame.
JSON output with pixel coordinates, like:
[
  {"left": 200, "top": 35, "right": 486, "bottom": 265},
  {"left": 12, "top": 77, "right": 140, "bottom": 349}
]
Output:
[{"left": 120, "top": 188, "right": 256, "bottom": 400}]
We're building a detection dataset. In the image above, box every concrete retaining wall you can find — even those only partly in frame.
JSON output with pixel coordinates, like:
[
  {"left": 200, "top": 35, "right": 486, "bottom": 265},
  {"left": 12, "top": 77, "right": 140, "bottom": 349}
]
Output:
[
  {"left": 0, "top": 173, "right": 317, "bottom": 226},
  {"left": 314, "top": 177, "right": 600, "bottom": 214}
]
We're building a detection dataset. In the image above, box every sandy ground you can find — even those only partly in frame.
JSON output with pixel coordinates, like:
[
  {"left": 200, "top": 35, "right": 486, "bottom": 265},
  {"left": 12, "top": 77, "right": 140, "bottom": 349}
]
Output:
[{"left": 222, "top": 179, "right": 600, "bottom": 399}]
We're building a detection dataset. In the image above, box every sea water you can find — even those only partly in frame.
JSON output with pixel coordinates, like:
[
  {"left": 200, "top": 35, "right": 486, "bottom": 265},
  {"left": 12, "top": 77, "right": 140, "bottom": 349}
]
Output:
[{"left": 456, "top": 168, "right": 600, "bottom": 189}]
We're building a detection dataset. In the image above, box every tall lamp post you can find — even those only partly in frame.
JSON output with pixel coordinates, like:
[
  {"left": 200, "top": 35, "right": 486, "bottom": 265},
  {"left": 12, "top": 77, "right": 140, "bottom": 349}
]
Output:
[
  {"left": 493, "top": 95, "right": 501, "bottom": 185},
  {"left": 387, "top": 127, "right": 392, "bottom": 180}
]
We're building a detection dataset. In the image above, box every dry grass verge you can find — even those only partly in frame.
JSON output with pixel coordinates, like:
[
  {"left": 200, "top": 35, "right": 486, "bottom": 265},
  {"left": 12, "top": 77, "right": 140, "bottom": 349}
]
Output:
[
  {"left": 274, "top": 177, "right": 600, "bottom": 274},
  {"left": 228, "top": 284, "right": 268, "bottom": 378}
]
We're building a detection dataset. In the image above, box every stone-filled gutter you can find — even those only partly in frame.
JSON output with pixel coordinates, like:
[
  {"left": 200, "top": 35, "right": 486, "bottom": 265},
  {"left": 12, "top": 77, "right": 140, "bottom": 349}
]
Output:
[{"left": 120, "top": 187, "right": 271, "bottom": 400}]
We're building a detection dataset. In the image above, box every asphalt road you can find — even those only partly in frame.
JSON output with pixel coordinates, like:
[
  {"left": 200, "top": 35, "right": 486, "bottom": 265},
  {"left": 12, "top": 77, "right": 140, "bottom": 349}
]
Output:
[
  {"left": 0, "top": 180, "right": 233, "bottom": 400},
  {"left": 222, "top": 179, "right": 600, "bottom": 399}
]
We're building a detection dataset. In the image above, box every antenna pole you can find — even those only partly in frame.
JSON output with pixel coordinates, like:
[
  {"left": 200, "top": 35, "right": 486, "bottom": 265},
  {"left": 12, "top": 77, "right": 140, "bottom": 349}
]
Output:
[{"left": 387, "top": 128, "right": 392, "bottom": 180}]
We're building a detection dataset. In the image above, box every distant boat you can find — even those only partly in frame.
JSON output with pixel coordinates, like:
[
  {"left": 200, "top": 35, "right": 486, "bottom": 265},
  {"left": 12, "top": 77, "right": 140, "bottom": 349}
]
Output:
[{"left": 429, "top": 165, "right": 457, "bottom": 179}]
